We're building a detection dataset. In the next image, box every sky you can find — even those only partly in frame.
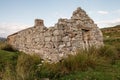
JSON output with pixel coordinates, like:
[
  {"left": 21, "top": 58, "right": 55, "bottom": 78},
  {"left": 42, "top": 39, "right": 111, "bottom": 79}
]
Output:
[{"left": 0, "top": 0, "right": 120, "bottom": 37}]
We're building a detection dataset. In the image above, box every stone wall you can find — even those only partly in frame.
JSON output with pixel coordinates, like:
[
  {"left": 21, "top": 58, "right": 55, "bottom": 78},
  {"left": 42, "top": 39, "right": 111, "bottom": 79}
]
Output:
[{"left": 7, "top": 7, "right": 103, "bottom": 62}]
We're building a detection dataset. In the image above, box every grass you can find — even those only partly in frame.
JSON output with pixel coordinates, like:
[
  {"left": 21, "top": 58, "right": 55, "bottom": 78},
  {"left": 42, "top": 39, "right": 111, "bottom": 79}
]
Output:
[
  {"left": 57, "top": 60, "right": 120, "bottom": 80},
  {"left": 0, "top": 50, "right": 19, "bottom": 71},
  {"left": 0, "top": 50, "right": 19, "bottom": 80},
  {"left": 0, "top": 51, "right": 41, "bottom": 80},
  {"left": 0, "top": 41, "right": 120, "bottom": 80},
  {"left": 16, "top": 53, "right": 41, "bottom": 80}
]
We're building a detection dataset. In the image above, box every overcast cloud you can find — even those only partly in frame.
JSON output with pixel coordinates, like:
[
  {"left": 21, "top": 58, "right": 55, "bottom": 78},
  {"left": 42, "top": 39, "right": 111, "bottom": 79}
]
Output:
[
  {"left": 96, "top": 18, "right": 120, "bottom": 27},
  {"left": 0, "top": 23, "right": 30, "bottom": 38},
  {"left": 97, "top": 11, "right": 109, "bottom": 15}
]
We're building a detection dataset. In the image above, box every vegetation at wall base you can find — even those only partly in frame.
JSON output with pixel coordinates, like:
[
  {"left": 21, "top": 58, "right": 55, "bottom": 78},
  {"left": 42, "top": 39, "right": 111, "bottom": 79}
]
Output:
[{"left": 0, "top": 44, "right": 120, "bottom": 80}]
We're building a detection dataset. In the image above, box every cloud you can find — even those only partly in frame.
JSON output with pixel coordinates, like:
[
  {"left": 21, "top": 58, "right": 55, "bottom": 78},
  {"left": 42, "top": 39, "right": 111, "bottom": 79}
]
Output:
[
  {"left": 96, "top": 18, "right": 120, "bottom": 28},
  {"left": 97, "top": 11, "right": 109, "bottom": 15},
  {"left": 0, "top": 22, "right": 31, "bottom": 38},
  {"left": 107, "top": 18, "right": 120, "bottom": 26},
  {"left": 112, "top": 9, "right": 120, "bottom": 14}
]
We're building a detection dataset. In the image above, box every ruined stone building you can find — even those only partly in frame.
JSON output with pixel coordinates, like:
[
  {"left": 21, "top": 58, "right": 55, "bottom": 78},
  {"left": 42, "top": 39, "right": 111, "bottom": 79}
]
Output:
[{"left": 7, "top": 7, "right": 103, "bottom": 62}]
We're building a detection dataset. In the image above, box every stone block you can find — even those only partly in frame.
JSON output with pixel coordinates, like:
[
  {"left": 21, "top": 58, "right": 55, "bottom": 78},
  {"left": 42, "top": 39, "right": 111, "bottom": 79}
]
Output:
[
  {"left": 45, "top": 37, "right": 51, "bottom": 42},
  {"left": 52, "top": 36, "right": 62, "bottom": 42},
  {"left": 62, "top": 36, "right": 70, "bottom": 42}
]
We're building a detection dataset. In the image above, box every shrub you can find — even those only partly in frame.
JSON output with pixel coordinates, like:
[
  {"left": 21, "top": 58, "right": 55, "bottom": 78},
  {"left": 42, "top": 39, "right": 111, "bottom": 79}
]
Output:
[
  {"left": 0, "top": 41, "right": 17, "bottom": 52},
  {"left": 98, "top": 45, "right": 118, "bottom": 64},
  {"left": 2, "top": 44, "right": 17, "bottom": 52},
  {"left": 0, "top": 41, "right": 6, "bottom": 50},
  {"left": 38, "top": 62, "right": 61, "bottom": 79},
  {"left": 60, "top": 48, "right": 105, "bottom": 72}
]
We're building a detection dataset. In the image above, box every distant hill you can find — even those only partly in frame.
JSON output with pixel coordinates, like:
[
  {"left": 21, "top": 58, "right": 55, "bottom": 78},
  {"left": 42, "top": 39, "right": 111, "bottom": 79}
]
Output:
[
  {"left": 0, "top": 37, "right": 6, "bottom": 41},
  {"left": 101, "top": 25, "right": 120, "bottom": 38},
  {"left": 101, "top": 25, "right": 120, "bottom": 45}
]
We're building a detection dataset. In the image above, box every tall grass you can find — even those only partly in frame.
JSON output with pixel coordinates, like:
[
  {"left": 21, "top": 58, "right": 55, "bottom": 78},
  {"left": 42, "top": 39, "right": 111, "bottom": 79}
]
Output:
[
  {"left": 2, "top": 64, "right": 17, "bottom": 80},
  {"left": 1, "top": 53, "right": 42, "bottom": 80},
  {"left": 37, "top": 45, "right": 119, "bottom": 79},
  {"left": 0, "top": 45, "right": 119, "bottom": 79},
  {"left": 16, "top": 53, "right": 41, "bottom": 80}
]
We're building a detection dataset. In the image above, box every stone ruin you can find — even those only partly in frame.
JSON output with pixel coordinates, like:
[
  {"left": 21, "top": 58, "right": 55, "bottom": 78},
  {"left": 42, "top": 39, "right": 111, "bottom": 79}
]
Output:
[{"left": 7, "top": 7, "right": 103, "bottom": 62}]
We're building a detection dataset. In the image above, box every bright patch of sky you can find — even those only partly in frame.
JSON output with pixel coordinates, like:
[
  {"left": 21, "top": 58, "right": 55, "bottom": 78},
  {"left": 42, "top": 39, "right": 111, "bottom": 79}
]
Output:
[{"left": 0, "top": 0, "right": 120, "bottom": 37}]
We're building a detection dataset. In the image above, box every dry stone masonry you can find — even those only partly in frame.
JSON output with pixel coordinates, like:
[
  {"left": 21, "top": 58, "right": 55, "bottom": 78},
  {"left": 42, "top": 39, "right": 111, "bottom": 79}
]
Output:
[{"left": 7, "top": 7, "right": 103, "bottom": 62}]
